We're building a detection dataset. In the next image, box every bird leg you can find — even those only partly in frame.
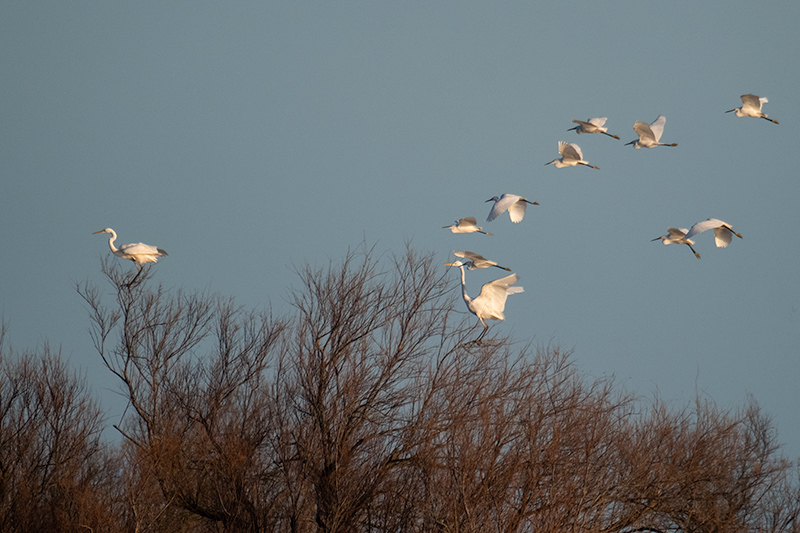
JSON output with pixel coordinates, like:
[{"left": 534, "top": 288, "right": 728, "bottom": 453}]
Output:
[
  {"left": 688, "top": 245, "right": 701, "bottom": 259},
  {"left": 761, "top": 117, "right": 779, "bottom": 125}
]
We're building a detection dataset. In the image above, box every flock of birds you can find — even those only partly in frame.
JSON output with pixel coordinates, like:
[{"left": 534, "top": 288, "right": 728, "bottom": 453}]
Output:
[
  {"left": 92, "top": 95, "right": 777, "bottom": 342},
  {"left": 438, "top": 94, "right": 777, "bottom": 340}
]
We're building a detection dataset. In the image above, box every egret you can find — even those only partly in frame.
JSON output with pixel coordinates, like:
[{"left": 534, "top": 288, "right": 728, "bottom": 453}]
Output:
[
  {"left": 625, "top": 115, "right": 678, "bottom": 148},
  {"left": 92, "top": 228, "right": 168, "bottom": 266},
  {"left": 485, "top": 194, "right": 539, "bottom": 223},
  {"left": 726, "top": 94, "right": 778, "bottom": 124},
  {"left": 545, "top": 141, "right": 599, "bottom": 169},
  {"left": 684, "top": 218, "right": 743, "bottom": 248},
  {"left": 444, "top": 260, "right": 523, "bottom": 341},
  {"left": 453, "top": 250, "right": 510, "bottom": 271},
  {"left": 443, "top": 217, "right": 492, "bottom": 236},
  {"left": 568, "top": 117, "right": 620, "bottom": 139},
  {"left": 652, "top": 227, "right": 701, "bottom": 259}
]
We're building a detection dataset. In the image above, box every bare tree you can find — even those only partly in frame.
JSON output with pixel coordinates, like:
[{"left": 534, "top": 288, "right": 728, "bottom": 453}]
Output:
[
  {"left": 76, "top": 250, "right": 800, "bottom": 533},
  {"left": 0, "top": 326, "right": 119, "bottom": 532}
]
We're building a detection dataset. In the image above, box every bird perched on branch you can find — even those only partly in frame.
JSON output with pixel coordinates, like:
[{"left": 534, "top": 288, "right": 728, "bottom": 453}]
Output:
[
  {"left": 444, "top": 260, "right": 523, "bottom": 342},
  {"left": 93, "top": 228, "right": 168, "bottom": 267}
]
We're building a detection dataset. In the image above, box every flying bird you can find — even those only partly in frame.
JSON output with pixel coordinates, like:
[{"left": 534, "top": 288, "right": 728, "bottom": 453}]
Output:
[
  {"left": 726, "top": 94, "right": 778, "bottom": 124},
  {"left": 625, "top": 115, "right": 678, "bottom": 148},
  {"left": 444, "top": 260, "right": 523, "bottom": 341},
  {"left": 545, "top": 141, "right": 599, "bottom": 169},
  {"left": 93, "top": 228, "right": 168, "bottom": 266},
  {"left": 485, "top": 194, "right": 539, "bottom": 223},
  {"left": 684, "top": 218, "right": 743, "bottom": 248},
  {"left": 453, "top": 250, "right": 510, "bottom": 271},
  {"left": 443, "top": 217, "right": 492, "bottom": 236},
  {"left": 652, "top": 227, "right": 701, "bottom": 259},
  {"left": 568, "top": 117, "right": 620, "bottom": 139}
]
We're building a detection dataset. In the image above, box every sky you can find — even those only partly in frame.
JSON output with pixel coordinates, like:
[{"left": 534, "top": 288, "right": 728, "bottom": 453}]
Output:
[{"left": 2, "top": 2, "right": 799, "bottom": 456}]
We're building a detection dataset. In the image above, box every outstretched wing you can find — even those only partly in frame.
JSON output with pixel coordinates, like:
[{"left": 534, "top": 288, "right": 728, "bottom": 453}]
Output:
[
  {"left": 648, "top": 115, "right": 667, "bottom": 142},
  {"left": 474, "top": 273, "right": 522, "bottom": 320},
  {"left": 561, "top": 142, "right": 583, "bottom": 161},
  {"left": 684, "top": 218, "right": 725, "bottom": 241}
]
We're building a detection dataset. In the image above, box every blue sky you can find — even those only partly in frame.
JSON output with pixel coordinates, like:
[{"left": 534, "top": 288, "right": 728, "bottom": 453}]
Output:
[{"left": 2, "top": 2, "right": 799, "bottom": 456}]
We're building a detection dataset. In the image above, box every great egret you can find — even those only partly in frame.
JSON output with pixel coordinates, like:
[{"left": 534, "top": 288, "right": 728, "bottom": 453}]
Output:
[
  {"left": 625, "top": 115, "right": 678, "bottom": 148},
  {"left": 485, "top": 194, "right": 539, "bottom": 223},
  {"left": 726, "top": 94, "right": 778, "bottom": 124},
  {"left": 443, "top": 217, "right": 493, "bottom": 236},
  {"left": 684, "top": 218, "right": 743, "bottom": 248},
  {"left": 453, "top": 250, "right": 510, "bottom": 271},
  {"left": 545, "top": 141, "right": 599, "bottom": 169},
  {"left": 652, "top": 228, "right": 701, "bottom": 259},
  {"left": 93, "top": 228, "right": 168, "bottom": 266},
  {"left": 568, "top": 118, "right": 620, "bottom": 139},
  {"left": 444, "top": 260, "right": 523, "bottom": 341}
]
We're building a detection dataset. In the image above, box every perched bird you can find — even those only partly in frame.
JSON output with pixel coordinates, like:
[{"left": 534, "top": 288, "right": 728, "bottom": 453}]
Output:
[
  {"left": 652, "top": 227, "right": 701, "bottom": 259},
  {"left": 443, "top": 217, "right": 492, "bottom": 236},
  {"left": 684, "top": 218, "right": 743, "bottom": 249},
  {"left": 485, "top": 194, "right": 539, "bottom": 223},
  {"left": 444, "top": 260, "right": 523, "bottom": 341},
  {"left": 625, "top": 115, "right": 678, "bottom": 148},
  {"left": 568, "top": 117, "right": 620, "bottom": 139},
  {"left": 93, "top": 228, "right": 168, "bottom": 267},
  {"left": 545, "top": 141, "right": 599, "bottom": 169},
  {"left": 453, "top": 250, "right": 510, "bottom": 271},
  {"left": 726, "top": 94, "right": 778, "bottom": 124}
]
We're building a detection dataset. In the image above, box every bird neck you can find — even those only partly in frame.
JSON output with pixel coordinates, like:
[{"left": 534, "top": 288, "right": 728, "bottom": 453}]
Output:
[
  {"left": 107, "top": 230, "right": 118, "bottom": 252},
  {"left": 458, "top": 265, "right": 471, "bottom": 303}
]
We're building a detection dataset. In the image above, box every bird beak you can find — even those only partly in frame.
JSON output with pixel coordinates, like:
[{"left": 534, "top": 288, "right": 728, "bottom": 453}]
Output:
[
  {"left": 567, "top": 126, "right": 578, "bottom": 131},
  {"left": 624, "top": 140, "right": 634, "bottom": 146},
  {"left": 485, "top": 198, "right": 493, "bottom": 202},
  {"left": 724, "top": 109, "right": 735, "bottom": 113},
  {"left": 92, "top": 230, "right": 104, "bottom": 234},
  {"left": 443, "top": 262, "right": 457, "bottom": 266},
  {"left": 651, "top": 237, "right": 660, "bottom": 242}
]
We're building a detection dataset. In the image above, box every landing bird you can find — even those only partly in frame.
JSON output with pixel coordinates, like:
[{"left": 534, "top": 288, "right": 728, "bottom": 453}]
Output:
[
  {"left": 726, "top": 94, "right": 778, "bottom": 124},
  {"left": 652, "top": 227, "right": 701, "bottom": 259},
  {"left": 684, "top": 218, "right": 743, "bottom": 248},
  {"left": 444, "top": 260, "right": 523, "bottom": 342},
  {"left": 93, "top": 228, "right": 167, "bottom": 266},
  {"left": 625, "top": 115, "right": 678, "bottom": 148},
  {"left": 545, "top": 141, "right": 599, "bottom": 169},
  {"left": 453, "top": 250, "right": 510, "bottom": 271},
  {"left": 443, "top": 217, "right": 492, "bottom": 236},
  {"left": 568, "top": 117, "right": 620, "bottom": 139},
  {"left": 485, "top": 194, "right": 539, "bottom": 223}
]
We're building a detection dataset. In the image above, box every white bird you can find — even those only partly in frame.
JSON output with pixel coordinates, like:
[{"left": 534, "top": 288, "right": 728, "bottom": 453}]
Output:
[
  {"left": 93, "top": 228, "right": 168, "bottom": 266},
  {"left": 444, "top": 260, "right": 523, "bottom": 341},
  {"left": 684, "top": 218, "right": 743, "bottom": 249},
  {"left": 545, "top": 141, "right": 599, "bottom": 169},
  {"left": 652, "top": 227, "right": 701, "bottom": 259},
  {"left": 726, "top": 94, "right": 778, "bottom": 124},
  {"left": 453, "top": 250, "right": 510, "bottom": 271},
  {"left": 568, "top": 117, "right": 620, "bottom": 139},
  {"left": 443, "top": 217, "right": 492, "bottom": 236},
  {"left": 485, "top": 194, "right": 539, "bottom": 223},
  {"left": 625, "top": 115, "right": 678, "bottom": 148}
]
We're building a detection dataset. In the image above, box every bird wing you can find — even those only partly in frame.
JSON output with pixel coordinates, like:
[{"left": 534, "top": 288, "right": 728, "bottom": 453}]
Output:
[
  {"left": 474, "top": 273, "right": 522, "bottom": 320},
  {"left": 571, "top": 119, "right": 590, "bottom": 130},
  {"left": 740, "top": 94, "right": 762, "bottom": 112},
  {"left": 588, "top": 117, "right": 608, "bottom": 127},
  {"left": 632, "top": 121, "right": 655, "bottom": 143},
  {"left": 507, "top": 199, "right": 528, "bottom": 223},
  {"left": 684, "top": 218, "right": 725, "bottom": 241},
  {"left": 487, "top": 195, "right": 518, "bottom": 222},
  {"left": 648, "top": 115, "right": 667, "bottom": 142},
  {"left": 118, "top": 242, "right": 162, "bottom": 255},
  {"left": 562, "top": 142, "right": 583, "bottom": 161},
  {"left": 667, "top": 228, "right": 688, "bottom": 239},
  {"left": 557, "top": 140, "right": 570, "bottom": 155},
  {"left": 459, "top": 217, "right": 478, "bottom": 227},
  {"left": 713, "top": 226, "right": 734, "bottom": 248},
  {"left": 454, "top": 250, "right": 485, "bottom": 262}
]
